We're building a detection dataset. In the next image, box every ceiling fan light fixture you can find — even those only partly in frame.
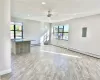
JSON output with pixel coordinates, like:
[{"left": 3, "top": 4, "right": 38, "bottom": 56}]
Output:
[{"left": 47, "top": 10, "right": 52, "bottom": 17}]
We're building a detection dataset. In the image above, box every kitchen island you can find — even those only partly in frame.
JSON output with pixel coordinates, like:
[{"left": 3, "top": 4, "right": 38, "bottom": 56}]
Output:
[{"left": 11, "top": 39, "right": 31, "bottom": 54}]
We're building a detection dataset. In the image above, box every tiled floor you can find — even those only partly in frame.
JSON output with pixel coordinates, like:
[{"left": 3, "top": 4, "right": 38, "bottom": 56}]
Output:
[{"left": 1, "top": 45, "right": 100, "bottom": 80}]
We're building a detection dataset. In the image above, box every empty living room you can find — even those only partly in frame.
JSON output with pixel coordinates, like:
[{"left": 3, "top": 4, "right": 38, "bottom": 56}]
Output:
[{"left": 0, "top": 0, "right": 100, "bottom": 80}]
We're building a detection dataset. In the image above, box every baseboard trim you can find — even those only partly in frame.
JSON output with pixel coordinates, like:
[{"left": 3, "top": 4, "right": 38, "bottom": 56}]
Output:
[
  {"left": 31, "top": 43, "right": 41, "bottom": 47},
  {"left": 51, "top": 44, "right": 68, "bottom": 49},
  {"left": 68, "top": 47, "right": 100, "bottom": 59},
  {"left": 51, "top": 44, "right": 100, "bottom": 59},
  {"left": 0, "top": 69, "right": 11, "bottom": 75}
]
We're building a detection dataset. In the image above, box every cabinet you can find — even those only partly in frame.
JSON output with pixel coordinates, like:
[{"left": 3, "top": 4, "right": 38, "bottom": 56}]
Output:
[{"left": 11, "top": 39, "right": 31, "bottom": 54}]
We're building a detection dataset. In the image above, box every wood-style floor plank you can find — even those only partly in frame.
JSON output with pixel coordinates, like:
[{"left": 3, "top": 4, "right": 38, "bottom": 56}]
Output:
[{"left": 1, "top": 45, "right": 100, "bottom": 80}]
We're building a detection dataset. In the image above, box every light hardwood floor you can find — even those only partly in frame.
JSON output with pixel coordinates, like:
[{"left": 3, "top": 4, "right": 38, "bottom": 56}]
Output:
[{"left": 1, "top": 45, "right": 100, "bottom": 80}]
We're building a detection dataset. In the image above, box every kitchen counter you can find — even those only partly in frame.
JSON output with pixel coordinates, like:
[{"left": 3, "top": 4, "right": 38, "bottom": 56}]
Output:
[{"left": 11, "top": 39, "right": 31, "bottom": 54}]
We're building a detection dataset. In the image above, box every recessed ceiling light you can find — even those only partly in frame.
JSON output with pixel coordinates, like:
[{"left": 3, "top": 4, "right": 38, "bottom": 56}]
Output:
[
  {"left": 28, "top": 14, "right": 30, "bottom": 16},
  {"left": 42, "top": 2, "right": 46, "bottom": 5}
]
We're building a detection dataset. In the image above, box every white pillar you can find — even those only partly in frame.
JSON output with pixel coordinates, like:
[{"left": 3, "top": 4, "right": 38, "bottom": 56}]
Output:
[
  {"left": 0, "top": 0, "right": 11, "bottom": 75},
  {"left": 48, "top": 23, "right": 52, "bottom": 44}
]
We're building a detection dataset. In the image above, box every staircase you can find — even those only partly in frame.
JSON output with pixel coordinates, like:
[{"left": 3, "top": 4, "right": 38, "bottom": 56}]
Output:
[
  {"left": 43, "top": 33, "right": 49, "bottom": 45},
  {"left": 40, "top": 30, "right": 50, "bottom": 45}
]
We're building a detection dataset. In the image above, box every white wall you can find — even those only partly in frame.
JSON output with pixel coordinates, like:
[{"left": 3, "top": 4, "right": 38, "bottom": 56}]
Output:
[
  {"left": 68, "top": 14, "right": 100, "bottom": 56},
  {"left": 11, "top": 17, "right": 49, "bottom": 44},
  {"left": 52, "top": 14, "right": 100, "bottom": 56}
]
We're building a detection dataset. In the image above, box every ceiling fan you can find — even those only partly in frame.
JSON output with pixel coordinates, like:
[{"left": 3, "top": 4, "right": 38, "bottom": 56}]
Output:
[
  {"left": 31, "top": 10, "right": 76, "bottom": 18},
  {"left": 29, "top": 10, "right": 88, "bottom": 22},
  {"left": 46, "top": 10, "right": 76, "bottom": 18},
  {"left": 47, "top": 10, "right": 52, "bottom": 17},
  {"left": 45, "top": 10, "right": 93, "bottom": 18}
]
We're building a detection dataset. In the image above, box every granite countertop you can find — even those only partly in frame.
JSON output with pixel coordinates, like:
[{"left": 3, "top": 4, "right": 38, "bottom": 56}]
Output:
[{"left": 11, "top": 39, "right": 35, "bottom": 42}]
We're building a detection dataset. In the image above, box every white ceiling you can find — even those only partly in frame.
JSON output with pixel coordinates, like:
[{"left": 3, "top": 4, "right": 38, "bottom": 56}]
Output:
[{"left": 11, "top": 0, "right": 100, "bottom": 23}]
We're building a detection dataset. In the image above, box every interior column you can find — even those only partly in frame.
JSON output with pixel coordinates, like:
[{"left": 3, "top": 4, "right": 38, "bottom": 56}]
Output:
[
  {"left": 48, "top": 23, "right": 52, "bottom": 44},
  {"left": 0, "top": 0, "right": 11, "bottom": 75}
]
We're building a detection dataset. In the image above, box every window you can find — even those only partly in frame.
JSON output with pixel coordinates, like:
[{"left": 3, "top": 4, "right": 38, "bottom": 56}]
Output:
[
  {"left": 54, "top": 26, "right": 58, "bottom": 33},
  {"left": 10, "top": 23, "right": 14, "bottom": 39},
  {"left": 10, "top": 22, "right": 23, "bottom": 39},
  {"left": 53, "top": 24, "right": 69, "bottom": 40}
]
